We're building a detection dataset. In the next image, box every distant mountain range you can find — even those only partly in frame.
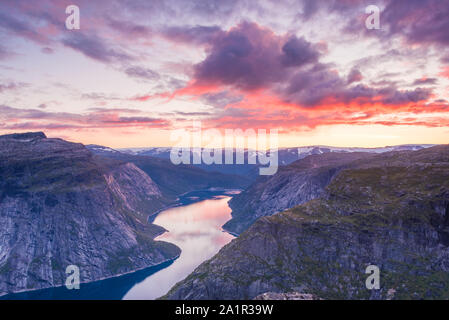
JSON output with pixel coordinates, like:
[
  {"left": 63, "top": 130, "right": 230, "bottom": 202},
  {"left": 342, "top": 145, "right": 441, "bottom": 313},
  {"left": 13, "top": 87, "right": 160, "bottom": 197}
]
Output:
[
  {"left": 114, "top": 144, "right": 435, "bottom": 179},
  {"left": 119, "top": 144, "right": 435, "bottom": 159},
  {"left": 86, "top": 145, "right": 250, "bottom": 198},
  {"left": 164, "top": 145, "right": 449, "bottom": 300}
]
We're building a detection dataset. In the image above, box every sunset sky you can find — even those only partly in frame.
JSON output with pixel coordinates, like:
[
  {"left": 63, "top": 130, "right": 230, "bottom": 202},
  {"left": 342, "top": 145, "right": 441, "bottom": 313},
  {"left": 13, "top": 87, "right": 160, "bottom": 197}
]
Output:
[{"left": 0, "top": 0, "right": 448, "bottom": 148}]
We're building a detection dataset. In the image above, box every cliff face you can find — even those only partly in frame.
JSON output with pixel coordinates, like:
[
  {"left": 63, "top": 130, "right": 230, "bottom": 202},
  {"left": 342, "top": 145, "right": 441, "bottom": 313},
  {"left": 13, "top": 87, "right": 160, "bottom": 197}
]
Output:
[
  {"left": 164, "top": 146, "right": 449, "bottom": 300},
  {"left": 0, "top": 132, "right": 180, "bottom": 296},
  {"left": 87, "top": 146, "right": 251, "bottom": 199},
  {"left": 225, "top": 152, "right": 375, "bottom": 235}
]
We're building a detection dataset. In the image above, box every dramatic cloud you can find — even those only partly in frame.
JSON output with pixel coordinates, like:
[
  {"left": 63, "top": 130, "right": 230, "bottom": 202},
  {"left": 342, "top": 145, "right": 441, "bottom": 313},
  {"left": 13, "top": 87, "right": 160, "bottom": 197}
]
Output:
[
  {"left": 1, "top": 0, "right": 448, "bottom": 140},
  {"left": 176, "top": 21, "right": 434, "bottom": 111},
  {"left": 382, "top": 0, "right": 449, "bottom": 46},
  {"left": 203, "top": 99, "right": 449, "bottom": 131},
  {"left": 62, "top": 32, "right": 133, "bottom": 63},
  {"left": 0, "top": 11, "right": 49, "bottom": 44},
  {"left": 280, "top": 36, "right": 319, "bottom": 67},
  {"left": 191, "top": 22, "right": 320, "bottom": 91},
  {"left": 200, "top": 91, "right": 243, "bottom": 108},
  {"left": 0, "top": 105, "right": 171, "bottom": 131}
]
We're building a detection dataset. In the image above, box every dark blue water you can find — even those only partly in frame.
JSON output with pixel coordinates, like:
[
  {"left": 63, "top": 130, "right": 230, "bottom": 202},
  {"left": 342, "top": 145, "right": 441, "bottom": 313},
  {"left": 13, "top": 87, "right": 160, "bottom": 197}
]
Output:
[
  {"left": 0, "top": 189, "right": 237, "bottom": 300},
  {"left": 0, "top": 260, "right": 173, "bottom": 300}
]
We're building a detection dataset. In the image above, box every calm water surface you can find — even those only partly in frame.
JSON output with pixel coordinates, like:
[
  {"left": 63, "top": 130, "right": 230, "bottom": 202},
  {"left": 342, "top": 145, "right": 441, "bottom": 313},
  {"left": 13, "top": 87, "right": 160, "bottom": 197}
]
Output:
[{"left": 125, "top": 192, "right": 235, "bottom": 299}]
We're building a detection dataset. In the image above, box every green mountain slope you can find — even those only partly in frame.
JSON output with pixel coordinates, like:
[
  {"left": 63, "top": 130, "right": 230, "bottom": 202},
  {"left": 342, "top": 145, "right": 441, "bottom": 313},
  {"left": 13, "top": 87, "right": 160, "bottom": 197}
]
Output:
[{"left": 163, "top": 145, "right": 449, "bottom": 300}]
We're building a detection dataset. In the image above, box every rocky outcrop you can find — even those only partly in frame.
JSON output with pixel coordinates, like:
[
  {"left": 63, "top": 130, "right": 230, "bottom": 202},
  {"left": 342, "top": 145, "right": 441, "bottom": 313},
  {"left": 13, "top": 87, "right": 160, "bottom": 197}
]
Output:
[
  {"left": 0, "top": 132, "right": 180, "bottom": 296},
  {"left": 164, "top": 145, "right": 449, "bottom": 300},
  {"left": 254, "top": 292, "right": 322, "bottom": 300},
  {"left": 224, "top": 152, "right": 375, "bottom": 235}
]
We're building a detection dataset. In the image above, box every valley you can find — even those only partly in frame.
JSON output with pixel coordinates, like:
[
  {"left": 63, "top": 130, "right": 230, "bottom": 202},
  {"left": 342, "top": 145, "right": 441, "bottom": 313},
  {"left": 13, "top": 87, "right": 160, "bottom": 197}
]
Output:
[
  {"left": 163, "top": 145, "right": 449, "bottom": 300},
  {"left": 1, "top": 190, "right": 235, "bottom": 300},
  {"left": 0, "top": 131, "right": 447, "bottom": 300}
]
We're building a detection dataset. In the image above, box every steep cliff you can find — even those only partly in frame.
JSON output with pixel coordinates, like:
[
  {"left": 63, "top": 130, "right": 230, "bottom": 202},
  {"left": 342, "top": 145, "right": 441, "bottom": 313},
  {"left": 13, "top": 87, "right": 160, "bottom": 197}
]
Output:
[
  {"left": 87, "top": 145, "right": 251, "bottom": 199},
  {"left": 0, "top": 132, "right": 180, "bottom": 296},
  {"left": 225, "top": 152, "right": 375, "bottom": 234},
  {"left": 164, "top": 145, "right": 449, "bottom": 300}
]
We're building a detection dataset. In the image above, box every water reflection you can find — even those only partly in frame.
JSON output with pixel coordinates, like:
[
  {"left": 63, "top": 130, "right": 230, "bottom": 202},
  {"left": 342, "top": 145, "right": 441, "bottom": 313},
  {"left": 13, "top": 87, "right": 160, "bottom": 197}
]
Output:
[
  {"left": 124, "top": 193, "right": 235, "bottom": 299},
  {"left": 0, "top": 260, "right": 174, "bottom": 300},
  {"left": 0, "top": 190, "right": 236, "bottom": 300}
]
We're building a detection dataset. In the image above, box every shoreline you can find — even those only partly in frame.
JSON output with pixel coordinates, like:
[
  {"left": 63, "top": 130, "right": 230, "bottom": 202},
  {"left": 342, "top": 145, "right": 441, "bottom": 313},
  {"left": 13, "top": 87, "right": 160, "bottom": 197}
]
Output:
[
  {"left": 0, "top": 254, "right": 181, "bottom": 299},
  {"left": 1, "top": 189, "right": 240, "bottom": 299},
  {"left": 147, "top": 188, "right": 242, "bottom": 224}
]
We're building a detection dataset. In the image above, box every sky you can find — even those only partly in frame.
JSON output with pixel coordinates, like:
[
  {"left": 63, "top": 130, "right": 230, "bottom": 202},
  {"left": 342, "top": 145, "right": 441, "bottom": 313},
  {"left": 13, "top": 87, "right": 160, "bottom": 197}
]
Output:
[{"left": 0, "top": 0, "right": 448, "bottom": 148}]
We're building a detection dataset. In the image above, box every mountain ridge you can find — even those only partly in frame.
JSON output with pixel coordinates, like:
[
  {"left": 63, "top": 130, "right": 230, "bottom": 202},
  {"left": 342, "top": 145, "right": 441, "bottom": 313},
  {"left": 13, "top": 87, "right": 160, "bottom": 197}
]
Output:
[
  {"left": 224, "top": 152, "right": 377, "bottom": 234},
  {"left": 0, "top": 132, "right": 180, "bottom": 296},
  {"left": 163, "top": 145, "right": 449, "bottom": 300},
  {"left": 116, "top": 144, "right": 435, "bottom": 179}
]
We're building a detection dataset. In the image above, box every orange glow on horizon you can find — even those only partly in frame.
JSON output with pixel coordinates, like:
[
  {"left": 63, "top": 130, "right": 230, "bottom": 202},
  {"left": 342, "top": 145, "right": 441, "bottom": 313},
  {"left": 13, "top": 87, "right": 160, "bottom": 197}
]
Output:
[{"left": 3, "top": 122, "right": 447, "bottom": 149}]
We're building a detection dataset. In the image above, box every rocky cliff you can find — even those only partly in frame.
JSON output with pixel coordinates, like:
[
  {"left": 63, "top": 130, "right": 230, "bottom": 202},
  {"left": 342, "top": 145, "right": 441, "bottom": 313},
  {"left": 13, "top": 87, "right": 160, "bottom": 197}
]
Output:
[
  {"left": 87, "top": 145, "right": 251, "bottom": 199},
  {"left": 224, "top": 152, "right": 375, "bottom": 234},
  {"left": 164, "top": 145, "right": 449, "bottom": 300},
  {"left": 253, "top": 292, "right": 322, "bottom": 300},
  {"left": 0, "top": 132, "right": 180, "bottom": 296}
]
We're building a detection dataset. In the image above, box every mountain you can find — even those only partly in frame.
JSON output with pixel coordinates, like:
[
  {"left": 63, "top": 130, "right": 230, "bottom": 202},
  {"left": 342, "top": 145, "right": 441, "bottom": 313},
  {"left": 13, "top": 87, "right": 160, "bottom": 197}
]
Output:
[
  {"left": 296, "top": 144, "right": 434, "bottom": 158},
  {"left": 119, "top": 148, "right": 301, "bottom": 178},
  {"left": 224, "top": 145, "right": 435, "bottom": 235},
  {"left": 87, "top": 145, "right": 251, "bottom": 199},
  {"left": 117, "top": 145, "right": 434, "bottom": 180},
  {"left": 0, "top": 133, "right": 180, "bottom": 296},
  {"left": 120, "top": 145, "right": 433, "bottom": 160},
  {"left": 163, "top": 145, "right": 449, "bottom": 300},
  {"left": 224, "top": 152, "right": 378, "bottom": 235}
]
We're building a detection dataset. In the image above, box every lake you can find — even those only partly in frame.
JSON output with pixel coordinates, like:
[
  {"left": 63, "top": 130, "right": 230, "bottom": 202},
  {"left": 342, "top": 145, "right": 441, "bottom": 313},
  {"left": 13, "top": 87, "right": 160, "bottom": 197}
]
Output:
[{"left": 0, "top": 190, "right": 237, "bottom": 300}]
